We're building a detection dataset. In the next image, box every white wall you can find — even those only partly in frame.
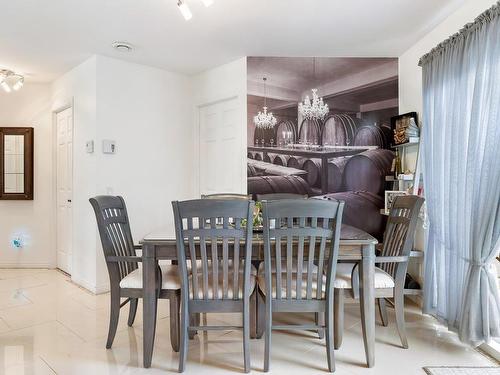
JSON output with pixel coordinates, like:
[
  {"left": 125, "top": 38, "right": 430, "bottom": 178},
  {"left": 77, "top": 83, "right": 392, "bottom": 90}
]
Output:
[
  {"left": 95, "top": 56, "right": 194, "bottom": 289},
  {"left": 51, "top": 55, "right": 194, "bottom": 292},
  {"left": 0, "top": 84, "right": 54, "bottom": 268},
  {"left": 398, "top": 0, "right": 497, "bottom": 282},
  {"left": 51, "top": 56, "right": 99, "bottom": 291},
  {"left": 192, "top": 58, "right": 247, "bottom": 194}
]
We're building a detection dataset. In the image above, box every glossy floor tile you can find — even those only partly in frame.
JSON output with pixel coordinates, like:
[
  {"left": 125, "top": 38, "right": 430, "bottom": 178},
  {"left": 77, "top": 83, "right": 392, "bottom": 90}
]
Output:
[{"left": 0, "top": 269, "right": 496, "bottom": 374}]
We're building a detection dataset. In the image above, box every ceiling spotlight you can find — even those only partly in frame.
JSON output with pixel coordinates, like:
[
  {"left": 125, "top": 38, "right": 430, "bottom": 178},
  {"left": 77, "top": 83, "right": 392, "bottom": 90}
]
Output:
[
  {"left": 177, "top": 0, "right": 192, "bottom": 20},
  {"left": 0, "top": 69, "right": 24, "bottom": 93},
  {"left": 200, "top": 0, "right": 214, "bottom": 7}
]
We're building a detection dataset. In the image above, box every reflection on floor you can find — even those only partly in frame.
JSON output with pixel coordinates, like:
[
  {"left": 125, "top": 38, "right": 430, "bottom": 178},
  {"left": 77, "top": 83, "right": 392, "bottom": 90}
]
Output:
[{"left": 0, "top": 269, "right": 495, "bottom": 374}]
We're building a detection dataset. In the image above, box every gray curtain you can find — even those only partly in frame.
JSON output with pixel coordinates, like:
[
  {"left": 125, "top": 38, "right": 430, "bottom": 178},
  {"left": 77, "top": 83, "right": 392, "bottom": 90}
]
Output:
[{"left": 419, "top": 1, "right": 500, "bottom": 345}]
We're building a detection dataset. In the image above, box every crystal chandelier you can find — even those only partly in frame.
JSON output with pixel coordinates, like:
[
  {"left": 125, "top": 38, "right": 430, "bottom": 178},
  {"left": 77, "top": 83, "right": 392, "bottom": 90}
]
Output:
[
  {"left": 298, "top": 58, "right": 329, "bottom": 120},
  {"left": 0, "top": 69, "right": 24, "bottom": 93},
  {"left": 254, "top": 77, "right": 277, "bottom": 129}
]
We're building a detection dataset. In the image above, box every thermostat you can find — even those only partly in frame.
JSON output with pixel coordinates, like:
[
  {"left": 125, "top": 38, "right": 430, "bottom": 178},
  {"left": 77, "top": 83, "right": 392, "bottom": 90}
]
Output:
[{"left": 102, "top": 140, "right": 116, "bottom": 154}]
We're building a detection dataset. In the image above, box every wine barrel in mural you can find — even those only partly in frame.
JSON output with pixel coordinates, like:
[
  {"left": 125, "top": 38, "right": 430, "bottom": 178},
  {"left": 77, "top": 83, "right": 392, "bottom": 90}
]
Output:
[
  {"left": 316, "top": 191, "right": 387, "bottom": 241},
  {"left": 299, "top": 118, "right": 322, "bottom": 144},
  {"left": 275, "top": 120, "right": 297, "bottom": 146},
  {"left": 254, "top": 152, "right": 263, "bottom": 161},
  {"left": 353, "top": 123, "right": 393, "bottom": 149},
  {"left": 272, "top": 154, "right": 290, "bottom": 166},
  {"left": 247, "top": 164, "right": 258, "bottom": 177},
  {"left": 253, "top": 126, "right": 275, "bottom": 147},
  {"left": 286, "top": 156, "right": 306, "bottom": 169},
  {"left": 321, "top": 114, "right": 364, "bottom": 146},
  {"left": 343, "top": 149, "right": 395, "bottom": 195},
  {"left": 247, "top": 175, "right": 311, "bottom": 200},
  {"left": 301, "top": 157, "right": 350, "bottom": 192}
]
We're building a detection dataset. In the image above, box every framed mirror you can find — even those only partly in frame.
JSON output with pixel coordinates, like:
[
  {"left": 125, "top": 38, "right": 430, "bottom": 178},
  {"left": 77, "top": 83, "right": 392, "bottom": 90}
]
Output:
[{"left": 0, "top": 127, "right": 34, "bottom": 200}]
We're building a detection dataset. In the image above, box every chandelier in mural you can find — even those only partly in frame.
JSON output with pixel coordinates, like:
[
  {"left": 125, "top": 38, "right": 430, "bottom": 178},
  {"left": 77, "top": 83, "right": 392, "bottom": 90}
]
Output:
[
  {"left": 299, "top": 58, "right": 329, "bottom": 120},
  {"left": 254, "top": 77, "right": 277, "bottom": 129}
]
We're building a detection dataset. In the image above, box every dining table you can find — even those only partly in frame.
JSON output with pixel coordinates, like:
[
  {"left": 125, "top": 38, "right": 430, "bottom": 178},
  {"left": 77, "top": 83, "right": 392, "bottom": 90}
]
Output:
[{"left": 140, "top": 224, "right": 378, "bottom": 368}]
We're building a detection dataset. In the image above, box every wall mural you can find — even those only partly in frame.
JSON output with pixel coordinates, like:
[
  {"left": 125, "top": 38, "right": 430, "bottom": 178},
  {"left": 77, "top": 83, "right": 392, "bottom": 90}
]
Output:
[{"left": 247, "top": 57, "right": 399, "bottom": 240}]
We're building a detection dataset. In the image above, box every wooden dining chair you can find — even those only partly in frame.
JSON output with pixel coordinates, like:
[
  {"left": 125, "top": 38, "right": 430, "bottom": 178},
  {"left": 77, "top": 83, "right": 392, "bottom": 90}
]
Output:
[
  {"left": 256, "top": 193, "right": 307, "bottom": 201},
  {"left": 333, "top": 195, "right": 424, "bottom": 350},
  {"left": 89, "top": 196, "right": 181, "bottom": 352},
  {"left": 258, "top": 198, "right": 344, "bottom": 372},
  {"left": 172, "top": 198, "right": 256, "bottom": 373}
]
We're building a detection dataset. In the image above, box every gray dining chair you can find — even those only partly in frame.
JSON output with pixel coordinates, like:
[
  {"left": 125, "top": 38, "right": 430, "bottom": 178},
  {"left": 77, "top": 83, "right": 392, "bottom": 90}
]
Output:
[
  {"left": 333, "top": 195, "right": 424, "bottom": 350},
  {"left": 258, "top": 198, "right": 344, "bottom": 372},
  {"left": 256, "top": 193, "right": 307, "bottom": 201},
  {"left": 172, "top": 198, "right": 256, "bottom": 373},
  {"left": 89, "top": 196, "right": 181, "bottom": 352}
]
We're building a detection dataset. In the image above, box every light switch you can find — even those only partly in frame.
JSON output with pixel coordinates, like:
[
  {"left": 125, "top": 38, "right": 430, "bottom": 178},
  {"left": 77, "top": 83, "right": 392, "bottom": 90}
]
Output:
[
  {"left": 85, "top": 140, "right": 94, "bottom": 153},
  {"left": 102, "top": 140, "right": 116, "bottom": 154}
]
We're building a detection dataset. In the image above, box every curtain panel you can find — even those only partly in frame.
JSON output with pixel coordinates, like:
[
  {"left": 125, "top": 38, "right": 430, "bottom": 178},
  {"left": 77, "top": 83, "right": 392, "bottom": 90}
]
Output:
[{"left": 419, "top": 1, "right": 500, "bottom": 345}]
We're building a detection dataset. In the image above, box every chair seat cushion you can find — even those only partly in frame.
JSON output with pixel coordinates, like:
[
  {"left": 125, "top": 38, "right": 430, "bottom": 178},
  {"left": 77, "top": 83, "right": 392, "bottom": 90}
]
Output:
[
  {"left": 257, "top": 263, "right": 326, "bottom": 299},
  {"left": 189, "top": 264, "right": 257, "bottom": 299},
  {"left": 119, "top": 264, "right": 181, "bottom": 290},
  {"left": 334, "top": 263, "right": 395, "bottom": 289}
]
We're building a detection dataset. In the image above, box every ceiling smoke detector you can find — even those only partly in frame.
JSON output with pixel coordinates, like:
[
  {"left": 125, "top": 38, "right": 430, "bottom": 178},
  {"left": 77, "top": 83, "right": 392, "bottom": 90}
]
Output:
[{"left": 111, "top": 42, "right": 133, "bottom": 52}]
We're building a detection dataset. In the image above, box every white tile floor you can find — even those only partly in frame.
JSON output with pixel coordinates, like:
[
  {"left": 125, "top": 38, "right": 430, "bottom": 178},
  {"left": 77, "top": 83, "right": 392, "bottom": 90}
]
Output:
[{"left": 0, "top": 269, "right": 495, "bottom": 374}]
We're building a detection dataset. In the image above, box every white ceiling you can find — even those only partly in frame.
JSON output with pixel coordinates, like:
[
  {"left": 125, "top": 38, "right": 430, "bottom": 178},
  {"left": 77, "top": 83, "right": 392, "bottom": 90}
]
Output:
[{"left": 0, "top": 0, "right": 465, "bottom": 82}]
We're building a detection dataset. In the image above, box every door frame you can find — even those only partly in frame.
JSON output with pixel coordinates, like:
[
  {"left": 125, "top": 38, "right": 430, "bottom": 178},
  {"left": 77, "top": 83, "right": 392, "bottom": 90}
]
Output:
[{"left": 52, "top": 101, "right": 74, "bottom": 274}]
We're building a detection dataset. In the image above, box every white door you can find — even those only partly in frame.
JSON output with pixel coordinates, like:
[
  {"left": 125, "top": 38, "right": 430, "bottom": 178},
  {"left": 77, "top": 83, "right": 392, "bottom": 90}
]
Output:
[
  {"left": 56, "top": 107, "right": 73, "bottom": 274},
  {"left": 199, "top": 98, "right": 242, "bottom": 195}
]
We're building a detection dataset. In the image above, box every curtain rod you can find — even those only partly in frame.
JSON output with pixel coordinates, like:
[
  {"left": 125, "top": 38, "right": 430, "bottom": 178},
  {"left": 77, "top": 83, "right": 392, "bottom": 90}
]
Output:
[{"left": 418, "top": 1, "right": 500, "bottom": 66}]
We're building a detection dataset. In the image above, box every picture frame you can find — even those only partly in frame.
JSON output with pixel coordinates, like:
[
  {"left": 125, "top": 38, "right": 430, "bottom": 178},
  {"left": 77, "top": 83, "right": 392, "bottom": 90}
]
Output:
[
  {"left": 384, "top": 190, "right": 408, "bottom": 215},
  {"left": 390, "top": 111, "right": 418, "bottom": 147}
]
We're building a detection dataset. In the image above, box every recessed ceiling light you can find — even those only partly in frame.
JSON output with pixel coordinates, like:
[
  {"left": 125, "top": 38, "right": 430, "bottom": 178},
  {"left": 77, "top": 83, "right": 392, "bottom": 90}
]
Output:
[{"left": 111, "top": 42, "right": 133, "bottom": 52}]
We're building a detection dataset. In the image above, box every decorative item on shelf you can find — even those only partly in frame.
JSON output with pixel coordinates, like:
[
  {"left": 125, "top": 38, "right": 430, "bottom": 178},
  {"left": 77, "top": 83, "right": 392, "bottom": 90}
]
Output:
[
  {"left": 254, "top": 77, "right": 277, "bottom": 129},
  {"left": 0, "top": 69, "right": 24, "bottom": 93},
  {"left": 390, "top": 112, "right": 419, "bottom": 147},
  {"left": 384, "top": 190, "right": 409, "bottom": 215},
  {"left": 393, "top": 148, "right": 402, "bottom": 178},
  {"left": 298, "top": 58, "right": 329, "bottom": 121}
]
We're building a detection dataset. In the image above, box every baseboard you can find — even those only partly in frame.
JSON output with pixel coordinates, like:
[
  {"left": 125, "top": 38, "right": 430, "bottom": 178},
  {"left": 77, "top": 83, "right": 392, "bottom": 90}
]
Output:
[
  {"left": 0, "top": 263, "right": 54, "bottom": 269},
  {"left": 70, "top": 275, "right": 110, "bottom": 295}
]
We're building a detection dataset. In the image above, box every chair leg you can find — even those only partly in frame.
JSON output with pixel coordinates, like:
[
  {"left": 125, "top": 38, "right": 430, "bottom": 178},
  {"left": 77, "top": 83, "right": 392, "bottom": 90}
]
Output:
[
  {"left": 256, "top": 289, "right": 265, "bottom": 339},
  {"left": 316, "top": 312, "right": 325, "bottom": 339},
  {"left": 106, "top": 287, "right": 121, "bottom": 349},
  {"left": 334, "top": 289, "right": 344, "bottom": 350},
  {"left": 394, "top": 288, "right": 408, "bottom": 349},
  {"left": 169, "top": 290, "right": 180, "bottom": 352},
  {"left": 188, "top": 314, "right": 199, "bottom": 340},
  {"left": 243, "top": 294, "right": 251, "bottom": 373},
  {"left": 325, "top": 294, "right": 335, "bottom": 373},
  {"left": 178, "top": 299, "right": 189, "bottom": 372},
  {"left": 378, "top": 298, "right": 389, "bottom": 327},
  {"left": 128, "top": 298, "right": 138, "bottom": 327},
  {"left": 264, "top": 294, "right": 272, "bottom": 372}
]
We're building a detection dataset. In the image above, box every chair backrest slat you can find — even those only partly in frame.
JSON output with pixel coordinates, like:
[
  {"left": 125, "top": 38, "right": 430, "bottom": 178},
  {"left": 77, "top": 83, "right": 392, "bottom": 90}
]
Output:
[
  {"left": 380, "top": 196, "right": 424, "bottom": 277},
  {"left": 172, "top": 199, "right": 254, "bottom": 302},
  {"left": 89, "top": 196, "right": 138, "bottom": 282},
  {"left": 261, "top": 198, "right": 344, "bottom": 302}
]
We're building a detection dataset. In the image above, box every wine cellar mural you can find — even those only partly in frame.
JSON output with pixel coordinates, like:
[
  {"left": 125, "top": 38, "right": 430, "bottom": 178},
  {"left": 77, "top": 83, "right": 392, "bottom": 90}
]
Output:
[{"left": 247, "top": 56, "right": 401, "bottom": 240}]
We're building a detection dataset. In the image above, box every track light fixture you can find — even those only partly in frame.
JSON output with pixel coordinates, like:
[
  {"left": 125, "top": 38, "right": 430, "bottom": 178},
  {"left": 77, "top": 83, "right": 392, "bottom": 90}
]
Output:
[
  {"left": 0, "top": 70, "right": 24, "bottom": 93},
  {"left": 177, "top": 0, "right": 213, "bottom": 21}
]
